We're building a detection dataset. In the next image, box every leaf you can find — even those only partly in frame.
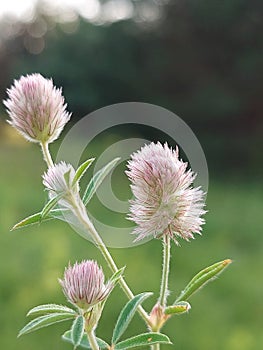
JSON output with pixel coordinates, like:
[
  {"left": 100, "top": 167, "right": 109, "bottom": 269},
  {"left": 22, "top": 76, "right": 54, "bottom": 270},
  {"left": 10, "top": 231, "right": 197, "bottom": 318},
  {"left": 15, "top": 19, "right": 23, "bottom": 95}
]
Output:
[
  {"left": 11, "top": 208, "right": 70, "bottom": 231},
  {"left": 114, "top": 333, "right": 172, "bottom": 349},
  {"left": 109, "top": 266, "right": 126, "bottom": 286},
  {"left": 27, "top": 304, "right": 76, "bottom": 317},
  {"left": 71, "top": 316, "right": 85, "bottom": 349},
  {"left": 112, "top": 292, "right": 152, "bottom": 345},
  {"left": 72, "top": 158, "right": 95, "bottom": 187},
  {"left": 175, "top": 259, "right": 232, "bottom": 302},
  {"left": 41, "top": 193, "right": 64, "bottom": 220},
  {"left": 62, "top": 330, "right": 109, "bottom": 349},
  {"left": 49, "top": 208, "right": 70, "bottom": 221},
  {"left": 164, "top": 301, "right": 191, "bottom": 315},
  {"left": 11, "top": 212, "right": 52, "bottom": 230},
  {"left": 82, "top": 157, "right": 120, "bottom": 205},
  {"left": 18, "top": 312, "right": 75, "bottom": 337}
]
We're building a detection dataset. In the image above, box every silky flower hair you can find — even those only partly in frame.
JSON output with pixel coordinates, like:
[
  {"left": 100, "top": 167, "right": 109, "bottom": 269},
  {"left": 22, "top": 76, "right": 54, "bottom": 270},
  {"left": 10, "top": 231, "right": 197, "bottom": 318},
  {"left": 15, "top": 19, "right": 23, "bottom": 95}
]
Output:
[
  {"left": 59, "top": 260, "right": 113, "bottom": 310},
  {"left": 126, "top": 142, "right": 206, "bottom": 244},
  {"left": 3, "top": 73, "right": 71, "bottom": 144}
]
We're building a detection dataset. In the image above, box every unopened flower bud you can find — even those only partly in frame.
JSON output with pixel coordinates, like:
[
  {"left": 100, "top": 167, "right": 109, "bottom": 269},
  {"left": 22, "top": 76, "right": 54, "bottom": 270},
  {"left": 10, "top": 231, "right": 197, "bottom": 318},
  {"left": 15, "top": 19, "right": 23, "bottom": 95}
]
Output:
[
  {"left": 59, "top": 260, "right": 113, "bottom": 311},
  {"left": 149, "top": 302, "right": 168, "bottom": 332}
]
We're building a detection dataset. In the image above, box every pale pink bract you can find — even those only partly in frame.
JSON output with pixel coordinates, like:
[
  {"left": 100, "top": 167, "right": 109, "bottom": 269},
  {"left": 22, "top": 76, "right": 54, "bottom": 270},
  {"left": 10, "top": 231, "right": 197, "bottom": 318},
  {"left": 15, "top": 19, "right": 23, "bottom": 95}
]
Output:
[
  {"left": 4, "top": 73, "right": 71, "bottom": 143},
  {"left": 126, "top": 142, "right": 206, "bottom": 244},
  {"left": 59, "top": 260, "right": 113, "bottom": 310}
]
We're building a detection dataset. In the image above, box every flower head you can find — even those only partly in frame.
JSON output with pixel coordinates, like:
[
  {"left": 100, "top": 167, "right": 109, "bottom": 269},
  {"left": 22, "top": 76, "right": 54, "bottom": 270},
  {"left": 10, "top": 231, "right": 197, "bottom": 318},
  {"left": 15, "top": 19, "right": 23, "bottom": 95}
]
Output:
[
  {"left": 3, "top": 73, "right": 71, "bottom": 143},
  {"left": 42, "top": 161, "right": 81, "bottom": 212},
  {"left": 126, "top": 142, "right": 206, "bottom": 244},
  {"left": 42, "top": 161, "right": 78, "bottom": 196},
  {"left": 59, "top": 260, "right": 113, "bottom": 311}
]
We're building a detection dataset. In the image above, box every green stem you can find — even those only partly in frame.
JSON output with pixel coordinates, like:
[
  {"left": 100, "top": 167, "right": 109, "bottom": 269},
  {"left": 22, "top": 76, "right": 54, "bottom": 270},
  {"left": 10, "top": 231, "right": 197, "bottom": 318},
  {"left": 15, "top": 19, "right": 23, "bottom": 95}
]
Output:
[
  {"left": 87, "top": 330, "right": 100, "bottom": 350},
  {"left": 159, "top": 235, "right": 171, "bottom": 307},
  {"left": 152, "top": 344, "right": 160, "bottom": 350},
  {"left": 73, "top": 199, "right": 150, "bottom": 325},
  {"left": 40, "top": 142, "right": 54, "bottom": 167}
]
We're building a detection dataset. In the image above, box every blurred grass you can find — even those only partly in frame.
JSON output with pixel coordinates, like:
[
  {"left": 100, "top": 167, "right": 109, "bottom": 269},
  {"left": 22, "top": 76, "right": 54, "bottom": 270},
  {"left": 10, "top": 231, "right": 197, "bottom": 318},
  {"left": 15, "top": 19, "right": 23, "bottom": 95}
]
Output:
[{"left": 0, "top": 129, "right": 262, "bottom": 350}]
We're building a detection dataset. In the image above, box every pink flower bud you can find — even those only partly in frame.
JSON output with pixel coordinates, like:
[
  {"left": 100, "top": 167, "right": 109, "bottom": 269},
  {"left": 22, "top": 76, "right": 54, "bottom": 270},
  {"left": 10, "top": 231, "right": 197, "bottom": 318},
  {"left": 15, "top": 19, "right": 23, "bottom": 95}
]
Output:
[
  {"left": 59, "top": 260, "right": 113, "bottom": 311},
  {"left": 126, "top": 142, "right": 206, "bottom": 244},
  {"left": 4, "top": 73, "right": 71, "bottom": 144},
  {"left": 148, "top": 302, "right": 168, "bottom": 332}
]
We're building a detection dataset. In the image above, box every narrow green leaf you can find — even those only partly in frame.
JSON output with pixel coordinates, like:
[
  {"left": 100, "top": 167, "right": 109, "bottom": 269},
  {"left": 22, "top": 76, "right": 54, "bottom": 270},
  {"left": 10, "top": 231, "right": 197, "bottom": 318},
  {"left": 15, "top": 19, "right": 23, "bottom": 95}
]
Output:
[
  {"left": 72, "top": 158, "right": 95, "bottom": 187},
  {"left": 175, "top": 259, "right": 232, "bottom": 302},
  {"left": 109, "top": 266, "right": 125, "bottom": 286},
  {"left": 18, "top": 312, "right": 75, "bottom": 337},
  {"left": 11, "top": 212, "right": 51, "bottom": 230},
  {"left": 82, "top": 157, "right": 120, "bottom": 205},
  {"left": 71, "top": 316, "right": 85, "bottom": 349},
  {"left": 112, "top": 292, "right": 152, "bottom": 345},
  {"left": 41, "top": 193, "right": 64, "bottom": 220},
  {"left": 164, "top": 301, "right": 191, "bottom": 315},
  {"left": 27, "top": 304, "right": 76, "bottom": 317},
  {"left": 62, "top": 330, "right": 109, "bottom": 349},
  {"left": 11, "top": 208, "right": 70, "bottom": 231},
  {"left": 114, "top": 333, "right": 172, "bottom": 349}
]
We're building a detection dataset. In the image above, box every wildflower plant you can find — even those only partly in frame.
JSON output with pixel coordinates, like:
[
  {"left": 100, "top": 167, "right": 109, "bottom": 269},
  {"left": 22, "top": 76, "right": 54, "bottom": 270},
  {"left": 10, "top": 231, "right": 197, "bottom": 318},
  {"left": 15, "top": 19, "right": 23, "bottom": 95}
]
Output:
[{"left": 5, "top": 74, "right": 232, "bottom": 350}]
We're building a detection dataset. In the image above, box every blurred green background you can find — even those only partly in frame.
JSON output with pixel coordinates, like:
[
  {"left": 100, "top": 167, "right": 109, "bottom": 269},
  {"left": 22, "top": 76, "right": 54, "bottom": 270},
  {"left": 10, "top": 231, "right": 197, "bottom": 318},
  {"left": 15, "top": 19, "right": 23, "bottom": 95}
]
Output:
[{"left": 0, "top": 1, "right": 262, "bottom": 349}]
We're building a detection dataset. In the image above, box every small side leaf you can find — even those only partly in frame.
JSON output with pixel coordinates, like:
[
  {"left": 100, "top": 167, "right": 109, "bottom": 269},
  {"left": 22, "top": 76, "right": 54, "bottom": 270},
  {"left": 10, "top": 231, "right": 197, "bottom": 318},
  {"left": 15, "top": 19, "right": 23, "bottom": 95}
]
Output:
[
  {"left": 114, "top": 333, "right": 172, "bottom": 349},
  {"left": 72, "top": 158, "right": 95, "bottom": 187},
  {"left": 41, "top": 193, "right": 64, "bottom": 220},
  {"left": 18, "top": 312, "right": 75, "bottom": 337},
  {"left": 27, "top": 304, "right": 76, "bottom": 317},
  {"left": 11, "top": 208, "right": 71, "bottom": 231},
  {"left": 11, "top": 212, "right": 52, "bottom": 230},
  {"left": 112, "top": 292, "right": 152, "bottom": 345},
  {"left": 109, "top": 266, "right": 125, "bottom": 286},
  {"left": 175, "top": 259, "right": 232, "bottom": 302},
  {"left": 164, "top": 301, "right": 191, "bottom": 315},
  {"left": 71, "top": 316, "right": 85, "bottom": 349},
  {"left": 82, "top": 157, "right": 120, "bottom": 205},
  {"left": 62, "top": 330, "right": 109, "bottom": 349}
]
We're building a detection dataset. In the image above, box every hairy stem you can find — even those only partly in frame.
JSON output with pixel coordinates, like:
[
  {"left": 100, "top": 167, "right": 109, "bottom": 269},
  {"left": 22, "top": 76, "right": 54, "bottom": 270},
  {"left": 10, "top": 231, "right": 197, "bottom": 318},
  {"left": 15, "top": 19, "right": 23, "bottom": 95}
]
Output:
[
  {"left": 87, "top": 330, "right": 100, "bottom": 350},
  {"left": 40, "top": 142, "right": 54, "bottom": 167},
  {"left": 73, "top": 199, "right": 150, "bottom": 325},
  {"left": 152, "top": 344, "right": 160, "bottom": 350},
  {"left": 159, "top": 235, "right": 171, "bottom": 307}
]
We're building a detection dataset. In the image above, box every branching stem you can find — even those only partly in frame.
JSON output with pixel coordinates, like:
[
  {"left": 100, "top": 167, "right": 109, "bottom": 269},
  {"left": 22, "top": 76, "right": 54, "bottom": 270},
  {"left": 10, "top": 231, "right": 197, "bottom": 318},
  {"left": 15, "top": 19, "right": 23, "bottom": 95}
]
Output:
[{"left": 73, "top": 199, "right": 150, "bottom": 325}]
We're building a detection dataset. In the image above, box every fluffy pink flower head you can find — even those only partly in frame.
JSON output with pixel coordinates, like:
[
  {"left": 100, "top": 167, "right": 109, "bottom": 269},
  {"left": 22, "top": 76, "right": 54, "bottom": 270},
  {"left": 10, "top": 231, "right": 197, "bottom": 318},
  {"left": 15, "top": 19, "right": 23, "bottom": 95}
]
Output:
[
  {"left": 59, "top": 260, "right": 113, "bottom": 311},
  {"left": 4, "top": 73, "right": 71, "bottom": 143},
  {"left": 126, "top": 142, "right": 206, "bottom": 244}
]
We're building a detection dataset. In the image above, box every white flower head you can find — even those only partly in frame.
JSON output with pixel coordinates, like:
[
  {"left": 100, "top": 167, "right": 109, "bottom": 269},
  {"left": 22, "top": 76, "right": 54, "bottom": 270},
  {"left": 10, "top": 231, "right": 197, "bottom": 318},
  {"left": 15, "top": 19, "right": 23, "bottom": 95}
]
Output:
[
  {"left": 42, "top": 161, "right": 77, "bottom": 195},
  {"left": 42, "top": 161, "right": 81, "bottom": 211}
]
